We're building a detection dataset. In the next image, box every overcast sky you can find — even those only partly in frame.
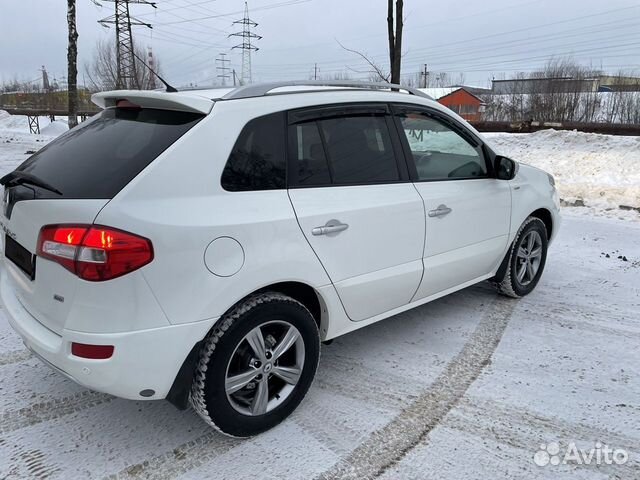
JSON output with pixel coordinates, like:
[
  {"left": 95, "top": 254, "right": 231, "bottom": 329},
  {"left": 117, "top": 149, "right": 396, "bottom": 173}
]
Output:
[{"left": 1, "top": 0, "right": 639, "bottom": 89}]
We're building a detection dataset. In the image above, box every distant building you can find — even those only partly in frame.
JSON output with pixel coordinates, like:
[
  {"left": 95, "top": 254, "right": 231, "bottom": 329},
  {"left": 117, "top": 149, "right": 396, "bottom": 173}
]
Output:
[
  {"left": 419, "top": 87, "right": 486, "bottom": 121},
  {"left": 491, "top": 75, "right": 640, "bottom": 94}
]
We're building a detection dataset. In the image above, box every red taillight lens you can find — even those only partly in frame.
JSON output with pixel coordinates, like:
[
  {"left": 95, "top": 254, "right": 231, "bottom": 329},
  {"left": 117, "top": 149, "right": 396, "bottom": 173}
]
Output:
[
  {"left": 71, "top": 342, "right": 114, "bottom": 359},
  {"left": 37, "top": 224, "right": 153, "bottom": 281}
]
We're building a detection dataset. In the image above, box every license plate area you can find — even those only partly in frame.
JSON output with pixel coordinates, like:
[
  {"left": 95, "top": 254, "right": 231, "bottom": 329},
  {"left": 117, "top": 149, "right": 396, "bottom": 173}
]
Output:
[{"left": 5, "top": 235, "right": 36, "bottom": 280}]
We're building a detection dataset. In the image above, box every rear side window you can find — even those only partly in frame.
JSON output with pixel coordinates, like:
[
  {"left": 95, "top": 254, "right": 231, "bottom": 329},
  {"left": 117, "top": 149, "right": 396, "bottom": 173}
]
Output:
[
  {"left": 289, "top": 122, "right": 331, "bottom": 186},
  {"left": 319, "top": 115, "right": 399, "bottom": 184},
  {"left": 17, "top": 108, "right": 203, "bottom": 199},
  {"left": 289, "top": 114, "right": 400, "bottom": 186},
  {"left": 221, "top": 112, "right": 286, "bottom": 191}
]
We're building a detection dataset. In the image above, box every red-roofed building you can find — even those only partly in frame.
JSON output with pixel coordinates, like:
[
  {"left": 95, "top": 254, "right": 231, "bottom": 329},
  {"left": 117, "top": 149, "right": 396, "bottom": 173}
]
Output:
[{"left": 419, "top": 87, "right": 486, "bottom": 122}]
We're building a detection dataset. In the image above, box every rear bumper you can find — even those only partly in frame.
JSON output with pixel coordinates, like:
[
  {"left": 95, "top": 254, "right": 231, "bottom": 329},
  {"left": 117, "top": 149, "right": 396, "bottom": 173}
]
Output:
[{"left": 1, "top": 269, "right": 217, "bottom": 400}]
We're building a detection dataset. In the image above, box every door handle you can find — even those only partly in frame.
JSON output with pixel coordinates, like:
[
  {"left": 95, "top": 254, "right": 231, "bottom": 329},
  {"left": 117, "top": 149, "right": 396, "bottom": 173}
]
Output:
[
  {"left": 428, "top": 204, "right": 452, "bottom": 218},
  {"left": 312, "top": 220, "right": 349, "bottom": 236}
]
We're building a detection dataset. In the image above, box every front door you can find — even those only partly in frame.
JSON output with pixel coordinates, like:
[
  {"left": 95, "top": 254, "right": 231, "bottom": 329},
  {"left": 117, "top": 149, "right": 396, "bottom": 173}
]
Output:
[
  {"left": 393, "top": 106, "right": 512, "bottom": 299},
  {"left": 287, "top": 105, "right": 425, "bottom": 321}
]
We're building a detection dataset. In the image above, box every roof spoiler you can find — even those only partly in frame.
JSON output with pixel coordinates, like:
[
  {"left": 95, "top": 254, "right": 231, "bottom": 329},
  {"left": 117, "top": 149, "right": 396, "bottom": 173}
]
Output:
[{"left": 91, "top": 90, "right": 213, "bottom": 114}]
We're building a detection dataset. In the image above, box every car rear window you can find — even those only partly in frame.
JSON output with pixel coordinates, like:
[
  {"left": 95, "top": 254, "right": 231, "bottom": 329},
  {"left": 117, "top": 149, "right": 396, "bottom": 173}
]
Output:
[{"left": 16, "top": 108, "right": 203, "bottom": 199}]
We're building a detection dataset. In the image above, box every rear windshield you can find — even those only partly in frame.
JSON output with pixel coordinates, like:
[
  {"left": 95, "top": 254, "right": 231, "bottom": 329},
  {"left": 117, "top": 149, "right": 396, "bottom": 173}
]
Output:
[{"left": 17, "top": 108, "right": 203, "bottom": 199}]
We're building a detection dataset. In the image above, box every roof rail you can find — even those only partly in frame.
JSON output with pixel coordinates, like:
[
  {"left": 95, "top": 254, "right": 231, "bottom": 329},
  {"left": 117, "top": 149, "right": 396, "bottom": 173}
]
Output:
[{"left": 219, "top": 80, "right": 433, "bottom": 100}]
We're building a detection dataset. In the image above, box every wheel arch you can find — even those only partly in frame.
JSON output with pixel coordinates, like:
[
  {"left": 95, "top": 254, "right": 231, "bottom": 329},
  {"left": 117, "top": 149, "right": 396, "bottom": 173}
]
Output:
[
  {"left": 494, "top": 209, "right": 552, "bottom": 283},
  {"left": 166, "top": 281, "right": 327, "bottom": 410},
  {"left": 529, "top": 207, "right": 553, "bottom": 240},
  {"left": 251, "top": 281, "right": 326, "bottom": 331}
]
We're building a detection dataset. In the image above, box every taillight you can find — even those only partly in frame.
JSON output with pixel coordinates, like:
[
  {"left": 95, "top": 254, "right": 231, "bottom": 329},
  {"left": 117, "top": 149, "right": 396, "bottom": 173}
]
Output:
[{"left": 37, "top": 224, "right": 153, "bottom": 281}]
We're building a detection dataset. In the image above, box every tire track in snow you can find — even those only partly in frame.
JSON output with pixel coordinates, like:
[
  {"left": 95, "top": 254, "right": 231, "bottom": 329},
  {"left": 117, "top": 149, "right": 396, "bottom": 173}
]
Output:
[
  {"left": 0, "top": 348, "right": 31, "bottom": 367},
  {"left": 291, "top": 397, "right": 373, "bottom": 457},
  {"left": 438, "top": 397, "right": 640, "bottom": 479},
  {"left": 102, "top": 433, "right": 241, "bottom": 480},
  {"left": 449, "top": 396, "right": 640, "bottom": 458},
  {"left": 316, "top": 296, "right": 518, "bottom": 480},
  {"left": 0, "top": 390, "right": 113, "bottom": 434}
]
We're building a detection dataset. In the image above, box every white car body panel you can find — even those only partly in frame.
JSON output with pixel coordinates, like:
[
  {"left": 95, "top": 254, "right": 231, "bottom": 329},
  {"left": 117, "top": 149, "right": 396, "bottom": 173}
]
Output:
[
  {"left": 2, "top": 269, "right": 215, "bottom": 399},
  {"left": 412, "top": 178, "right": 511, "bottom": 299},
  {"left": 289, "top": 183, "right": 424, "bottom": 321},
  {"left": 1, "top": 85, "right": 560, "bottom": 403},
  {"left": 509, "top": 164, "right": 561, "bottom": 244}
]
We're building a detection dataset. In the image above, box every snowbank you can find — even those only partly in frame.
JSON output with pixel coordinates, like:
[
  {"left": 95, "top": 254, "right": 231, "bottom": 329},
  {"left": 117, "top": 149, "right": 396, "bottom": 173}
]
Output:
[
  {"left": 0, "top": 110, "right": 68, "bottom": 136},
  {"left": 485, "top": 129, "right": 640, "bottom": 216}
]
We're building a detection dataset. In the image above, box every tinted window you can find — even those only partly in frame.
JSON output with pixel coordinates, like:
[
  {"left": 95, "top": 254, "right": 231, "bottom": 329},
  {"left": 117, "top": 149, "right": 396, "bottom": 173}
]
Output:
[
  {"left": 318, "top": 115, "right": 399, "bottom": 184},
  {"left": 398, "top": 113, "right": 487, "bottom": 180},
  {"left": 17, "top": 108, "right": 203, "bottom": 199},
  {"left": 221, "top": 112, "right": 286, "bottom": 191},
  {"left": 289, "top": 122, "right": 331, "bottom": 186}
]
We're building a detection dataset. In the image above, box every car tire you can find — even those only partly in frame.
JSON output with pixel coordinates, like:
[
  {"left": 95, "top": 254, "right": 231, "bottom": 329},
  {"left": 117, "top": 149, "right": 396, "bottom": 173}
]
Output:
[
  {"left": 190, "top": 292, "right": 320, "bottom": 437},
  {"left": 494, "top": 216, "right": 548, "bottom": 298}
]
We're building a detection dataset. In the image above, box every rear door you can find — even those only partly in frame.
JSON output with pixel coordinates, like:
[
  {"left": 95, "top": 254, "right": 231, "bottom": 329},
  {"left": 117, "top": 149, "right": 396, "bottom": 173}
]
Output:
[
  {"left": 392, "top": 105, "right": 511, "bottom": 299},
  {"left": 287, "top": 104, "right": 425, "bottom": 321},
  {"left": 1, "top": 107, "right": 203, "bottom": 334}
]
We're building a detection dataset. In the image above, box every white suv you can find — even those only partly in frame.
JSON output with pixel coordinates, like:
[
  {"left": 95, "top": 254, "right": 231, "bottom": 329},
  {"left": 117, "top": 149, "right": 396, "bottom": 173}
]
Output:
[{"left": 0, "top": 81, "right": 560, "bottom": 437}]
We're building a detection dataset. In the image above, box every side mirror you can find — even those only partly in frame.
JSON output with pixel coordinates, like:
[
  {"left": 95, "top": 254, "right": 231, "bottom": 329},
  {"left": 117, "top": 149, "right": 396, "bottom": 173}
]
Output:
[{"left": 495, "top": 155, "right": 519, "bottom": 180}]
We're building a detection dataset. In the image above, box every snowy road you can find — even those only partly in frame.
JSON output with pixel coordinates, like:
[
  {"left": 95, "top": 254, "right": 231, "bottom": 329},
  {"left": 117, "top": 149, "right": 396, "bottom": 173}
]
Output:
[
  {"left": 1, "top": 214, "right": 638, "bottom": 479},
  {"left": 0, "top": 116, "right": 639, "bottom": 478}
]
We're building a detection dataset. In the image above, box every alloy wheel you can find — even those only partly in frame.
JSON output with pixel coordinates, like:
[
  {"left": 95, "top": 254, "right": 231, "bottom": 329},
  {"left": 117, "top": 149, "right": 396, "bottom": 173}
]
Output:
[
  {"left": 515, "top": 230, "right": 543, "bottom": 286},
  {"left": 225, "top": 320, "right": 305, "bottom": 416}
]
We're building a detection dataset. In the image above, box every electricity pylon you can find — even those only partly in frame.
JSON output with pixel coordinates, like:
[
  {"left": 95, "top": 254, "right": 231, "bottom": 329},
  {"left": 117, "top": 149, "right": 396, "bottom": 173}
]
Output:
[
  {"left": 229, "top": 2, "right": 261, "bottom": 85},
  {"left": 99, "top": 0, "right": 156, "bottom": 89}
]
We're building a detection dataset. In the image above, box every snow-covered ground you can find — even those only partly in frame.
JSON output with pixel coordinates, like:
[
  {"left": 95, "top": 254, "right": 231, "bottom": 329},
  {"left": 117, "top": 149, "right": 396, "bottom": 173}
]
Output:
[
  {"left": 0, "top": 214, "right": 637, "bottom": 479},
  {"left": 0, "top": 116, "right": 638, "bottom": 479}
]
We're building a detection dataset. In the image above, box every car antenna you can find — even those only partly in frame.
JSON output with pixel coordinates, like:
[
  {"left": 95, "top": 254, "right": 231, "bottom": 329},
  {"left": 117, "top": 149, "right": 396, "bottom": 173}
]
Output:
[{"left": 131, "top": 51, "right": 178, "bottom": 93}]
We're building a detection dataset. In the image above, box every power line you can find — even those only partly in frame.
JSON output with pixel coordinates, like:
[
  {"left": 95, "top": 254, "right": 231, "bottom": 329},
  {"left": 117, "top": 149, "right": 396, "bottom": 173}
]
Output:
[
  {"left": 137, "top": 0, "right": 221, "bottom": 18},
  {"left": 248, "top": 16, "right": 640, "bottom": 75},
  {"left": 156, "top": 0, "right": 311, "bottom": 26},
  {"left": 248, "top": 4, "right": 640, "bottom": 70}
]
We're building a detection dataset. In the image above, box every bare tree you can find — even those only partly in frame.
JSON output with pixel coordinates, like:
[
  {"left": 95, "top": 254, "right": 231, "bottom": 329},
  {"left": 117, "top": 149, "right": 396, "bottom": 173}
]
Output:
[
  {"left": 387, "top": 0, "right": 403, "bottom": 84},
  {"left": 338, "top": 41, "right": 389, "bottom": 82},
  {"left": 85, "top": 40, "right": 160, "bottom": 92},
  {"left": 336, "top": 1, "right": 403, "bottom": 84},
  {"left": 67, "top": 0, "right": 78, "bottom": 128}
]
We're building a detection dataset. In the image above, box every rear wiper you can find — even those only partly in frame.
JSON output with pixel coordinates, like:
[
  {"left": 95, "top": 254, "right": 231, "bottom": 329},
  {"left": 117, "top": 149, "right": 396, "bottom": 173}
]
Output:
[{"left": 0, "top": 171, "right": 63, "bottom": 196}]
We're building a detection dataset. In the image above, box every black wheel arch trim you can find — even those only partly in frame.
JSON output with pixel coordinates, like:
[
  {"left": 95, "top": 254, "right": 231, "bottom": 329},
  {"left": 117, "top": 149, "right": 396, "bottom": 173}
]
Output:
[{"left": 166, "top": 339, "right": 204, "bottom": 410}]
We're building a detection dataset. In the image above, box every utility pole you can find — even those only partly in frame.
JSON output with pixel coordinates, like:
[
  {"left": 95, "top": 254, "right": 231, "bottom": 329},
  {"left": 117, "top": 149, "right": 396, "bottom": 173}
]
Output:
[
  {"left": 99, "top": 0, "right": 156, "bottom": 90},
  {"left": 229, "top": 2, "right": 261, "bottom": 85},
  {"left": 216, "top": 53, "right": 231, "bottom": 86},
  {"left": 67, "top": 0, "right": 79, "bottom": 128},
  {"left": 420, "top": 64, "right": 429, "bottom": 88},
  {"left": 314, "top": 63, "right": 318, "bottom": 80},
  {"left": 147, "top": 46, "right": 156, "bottom": 89},
  {"left": 387, "top": 0, "right": 404, "bottom": 84}
]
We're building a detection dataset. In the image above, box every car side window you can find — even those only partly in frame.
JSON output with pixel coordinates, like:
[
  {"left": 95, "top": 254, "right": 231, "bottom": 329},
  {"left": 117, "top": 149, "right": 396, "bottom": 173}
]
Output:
[
  {"left": 319, "top": 115, "right": 399, "bottom": 184},
  {"left": 289, "top": 114, "right": 401, "bottom": 186},
  {"left": 289, "top": 121, "right": 331, "bottom": 186},
  {"left": 221, "top": 112, "right": 286, "bottom": 191},
  {"left": 397, "top": 112, "right": 487, "bottom": 181}
]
